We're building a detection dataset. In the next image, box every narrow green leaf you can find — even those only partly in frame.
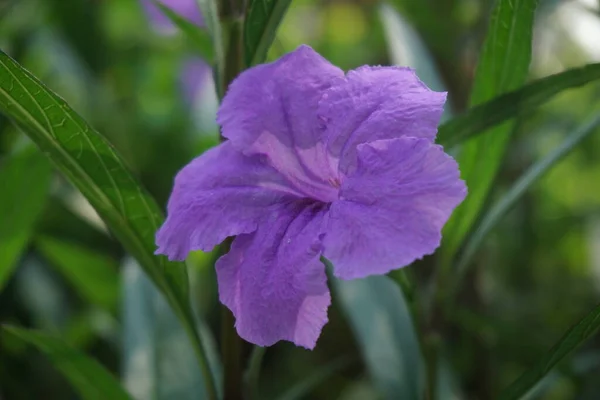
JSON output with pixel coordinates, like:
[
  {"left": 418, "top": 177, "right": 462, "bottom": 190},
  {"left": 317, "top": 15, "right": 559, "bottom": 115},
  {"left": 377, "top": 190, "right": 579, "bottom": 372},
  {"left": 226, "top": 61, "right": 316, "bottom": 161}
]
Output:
[
  {"left": 498, "top": 302, "right": 600, "bottom": 400},
  {"left": 36, "top": 236, "right": 119, "bottom": 310},
  {"left": 122, "top": 258, "right": 222, "bottom": 400},
  {"left": 456, "top": 113, "right": 600, "bottom": 279},
  {"left": 2, "top": 325, "right": 132, "bottom": 400},
  {"left": 334, "top": 275, "right": 424, "bottom": 400},
  {"left": 244, "top": 0, "right": 292, "bottom": 66},
  {"left": 152, "top": 0, "right": 214, "bottom": 62},
  {"left": 0, "top": 51, "right": 218, "bottom": 400},
  {"left": 441, "top": 0, "right": 539, "bottom": 263},
  {"left": 437, "top": 63, "right": 600, "bottom": 148},
  {"left": 0, "top": 147, "right": 51, "bottom": 291},
  {"left": 196, "top": 0, "right": 224, "bottom": 97}
]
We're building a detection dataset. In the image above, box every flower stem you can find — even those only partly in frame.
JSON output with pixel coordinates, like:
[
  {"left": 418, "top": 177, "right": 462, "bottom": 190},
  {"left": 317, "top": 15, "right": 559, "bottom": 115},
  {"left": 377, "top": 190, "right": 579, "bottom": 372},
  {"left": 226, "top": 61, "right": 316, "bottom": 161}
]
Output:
[
  {"left": 245, "top": 346, "right": 266, "bottom": 400},
  {"left": 218, "top": 2, "right": 246, "bottom": 397},
  {"left": 221, "top": 305, "right": 244, "bottom": 400}
]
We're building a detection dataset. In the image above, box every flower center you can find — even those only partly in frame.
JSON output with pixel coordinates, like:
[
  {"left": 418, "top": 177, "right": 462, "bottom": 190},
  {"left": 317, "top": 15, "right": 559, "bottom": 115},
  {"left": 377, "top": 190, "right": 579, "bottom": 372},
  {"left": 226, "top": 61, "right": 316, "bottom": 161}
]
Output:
[{"left": 328, "top": 177, "right": 341, "bottom": 189}]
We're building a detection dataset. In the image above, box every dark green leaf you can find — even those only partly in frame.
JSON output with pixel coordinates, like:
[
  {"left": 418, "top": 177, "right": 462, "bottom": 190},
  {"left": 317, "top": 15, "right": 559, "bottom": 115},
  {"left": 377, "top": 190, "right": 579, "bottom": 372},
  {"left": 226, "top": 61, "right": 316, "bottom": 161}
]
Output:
[
  {"left": 276, "top": 355, "right": 355, "bottom": 400},
  {"left": 152, "top": 0, "right": 214, "bottom": 62},
  {"left": 122, "top": 258, "right": 222, "bottom": 400},
  {"left": 244, "top": 0, "right": 292, "bottom": 66},
  {"left": 36, "top": 236, "right": 119, "bottom": 310},
  {"left": 498, "top": 302, "right": 600, "bottom": 400},
  {"left": 334, "top": 275, "right": 424, "bottom": 400},
  {"left": 441, "top": 0, "right": 539, "bottom": 264},
  {"left": 0, "top": 51, "right": 218, "bottom": 400},
  {"left": 437, "top": 63, "right": 600, "bottom": 148},
  {"left": 0, "top": 147, "right": 51, "bottom": 291},
  {"left": 456, "top": 113, "right": 600, "bottom": 279},
  {"left": 47, "top": 0, "right": 108, "bottom": 73},
  {"left": 2, "top": 325, "right": 132, "bottom": 400}
]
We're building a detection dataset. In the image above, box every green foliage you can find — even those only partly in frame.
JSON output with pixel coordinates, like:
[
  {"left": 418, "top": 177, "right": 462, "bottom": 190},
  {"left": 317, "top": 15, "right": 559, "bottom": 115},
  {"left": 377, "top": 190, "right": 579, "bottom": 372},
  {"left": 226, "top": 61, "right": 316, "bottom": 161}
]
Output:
[
  {"left": 0, "top": 147, "right": 51, "bottom": 290},
  {"left": 0, "top": 51, "right": 218, "bottom": 400},
  {"left": 499, "top": 302, "right": 600, "bottom": 400},
  {"left": 244, "top": 0, "right": 293, "bottom": 66},
  {"left": 36, "top": 236, "right": 119, "bottom": 310},
  {"left": 152, "top": 0, "right": 214, "bottom": 62},
  {"left": 442, "top": 0, "right": 540, "bottom": 264},
  {"left": 457, "top": 113, "right": 600, "bottom": 279},
  {"left": 437, "top": 63, "right": 600, "bottom": 148},
  {"left": 2, "top": 326, "right": 132, "bottom": 400},
  {"left": 334, "top": 275, "right": 424, "bottom": 400}
]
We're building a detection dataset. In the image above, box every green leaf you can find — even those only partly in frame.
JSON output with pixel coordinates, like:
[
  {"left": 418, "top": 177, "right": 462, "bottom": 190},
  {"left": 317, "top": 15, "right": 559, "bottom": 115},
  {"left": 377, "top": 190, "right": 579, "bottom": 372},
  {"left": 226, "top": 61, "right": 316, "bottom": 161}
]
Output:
[
  {"left": 441, "top": 0, "right": 539, "bottom": 263},
  {"left": 276, "top": 355, "right": 355, "bottom": 400},
  {"left": 0, "top": 51, "right": 218, "bottom": 400},
  {"left": 334, "top": 275, "right": 424, "bottom": 400},
  {"left": 196, "top": 0, "right": 225, "bottom": 96},
  {"left": 122, "top": 258, "right": 222, "bottom": 400},
  {"left": 0, "top": 147, "right": 51, "bottom": 291},
  {"left": 379, "top": 3, "right": 448, "bottom": 97},
  {"left": 498, "top": 302, "right": 600, "bottom": 400},
  {"left": 437, "top": 63, "right": 600, "bottom": 148},
  {"left": 36, "top": 236, "right": 119, "bottom": 310},
  {"left": 244, "top": 0, "right": 292, "bottom": 66},
  {"left": 152, "top": 0, "right": 214, "bottom": 62},
  {"left": 2, "top": 325, "right": 132, "bottom": 400},
  {"left": 455, "top": 113, "right": 600, "bottom": 279}
]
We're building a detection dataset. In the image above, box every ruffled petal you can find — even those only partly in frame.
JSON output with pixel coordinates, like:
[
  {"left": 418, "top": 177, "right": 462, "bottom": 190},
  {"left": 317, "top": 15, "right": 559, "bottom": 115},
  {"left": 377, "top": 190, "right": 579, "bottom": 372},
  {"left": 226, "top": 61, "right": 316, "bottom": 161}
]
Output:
[
  {"left": 319, "top": 66, "right": 446, "bottom": 175},
  {"left": 156, "top": 141, "right": 302, "bottom": 260},
  {"left": 323, "top": 137, "right": 466, "bottom": 279},
  {"left": 217, "top": 45, "right": 345, "bottom": 202},
  {"left": 216, "top": 200, "right": 330, "bottom": 349}
]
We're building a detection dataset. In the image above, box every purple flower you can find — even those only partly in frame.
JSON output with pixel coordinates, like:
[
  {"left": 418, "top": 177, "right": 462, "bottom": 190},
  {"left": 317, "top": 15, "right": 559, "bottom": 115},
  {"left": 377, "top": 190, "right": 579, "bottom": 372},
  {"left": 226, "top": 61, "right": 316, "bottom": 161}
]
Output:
[
  {"left": 141, "top": 0, "right": 203, "bottom": 32},
  {"left": 156, "top": 45, "right": 467, "bottom": 349}
]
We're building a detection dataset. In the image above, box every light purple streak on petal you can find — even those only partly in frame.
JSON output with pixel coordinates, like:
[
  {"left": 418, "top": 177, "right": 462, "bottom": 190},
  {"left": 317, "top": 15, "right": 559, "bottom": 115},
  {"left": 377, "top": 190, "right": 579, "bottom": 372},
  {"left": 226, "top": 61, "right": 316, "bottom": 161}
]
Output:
[
  {"left": 323, "top": 137, "right": 466, "bottom": 279},
  {"left": 180, "top": 57, "right": 210, "bottom": 104},
  {"left": 217, "top": 45, "right": 345, "bottom": 203},
  {"left": 216, "top": 201, "right": 330, "bottom": 349},
  {"left": 319, "top": 66, "right": 447, "bottom": 175},
  {"left": 155, "top": 141, "right": 303, "bottom": 260},
  {"left": 141, "top": 0, "right": 204, "bottom": 31}
]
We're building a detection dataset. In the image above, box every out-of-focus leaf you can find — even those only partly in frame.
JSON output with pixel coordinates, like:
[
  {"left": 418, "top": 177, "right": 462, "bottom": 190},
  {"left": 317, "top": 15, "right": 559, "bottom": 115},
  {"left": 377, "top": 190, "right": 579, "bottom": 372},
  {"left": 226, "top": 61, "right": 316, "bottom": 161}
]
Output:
[
  {"left": 36, "top": 236, "right": 119, "bottom": 310},
  {"left": 276, "top": 355, "right": 355, "bottom": 400},
  {"left": 122, "top": 258, "right": 222, "bottom": 400},
  {"left": 0, "top": 147, "right": 51, "bottom": 291},
  {"left": 379, "top": 3, "right": 448, "bottom": 100},
  {"left": 437, "top": 63, "right": 600, "bottom": 148},
  {"left": 456, "top": 113, "right": 600, "bottom": 278},
  {"left": 334, "top": 275, "right": 424, "bottom": 400},
  {"left": 0, "top": 51, "right": 218, "bottom": 400},
  {"left": 441, "top": 0, "right": 539, "bottom": 264},
  {"left": 498, "top": 302, "right": 600, "bottom": 400},
  {"left": 47, "top": 0, "right": 108, "bottom": 73},
  {"left": 244, "top": 0, "right": 292, "bottom": 66},
  {"left": 152, "top": 0, "right": 214, "bottom": 62},
  {"left": 436, "top": 355, "right": 464, "bottom": 400},
  {"left": 1, "top": 326, "right": 132, "bottom": 400}
]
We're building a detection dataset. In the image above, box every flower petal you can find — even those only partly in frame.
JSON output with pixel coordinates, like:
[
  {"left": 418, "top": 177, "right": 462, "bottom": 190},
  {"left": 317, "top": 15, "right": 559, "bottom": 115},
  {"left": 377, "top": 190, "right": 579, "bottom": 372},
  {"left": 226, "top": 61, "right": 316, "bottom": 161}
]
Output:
[
  {"left": 216, "top": 200, "right": 330, "bottom": 349},
  {"left": 323, "top": 137, "right": 466, "bottom": 279},
  {"left": 319, "top": 66, "right": 447, "bottom": 175},
  {"left": 217, "top": 45, "right": 344, "bottom": 202},
  {"left": 156, "top": 141, "right": 302, "bottom": 260}
]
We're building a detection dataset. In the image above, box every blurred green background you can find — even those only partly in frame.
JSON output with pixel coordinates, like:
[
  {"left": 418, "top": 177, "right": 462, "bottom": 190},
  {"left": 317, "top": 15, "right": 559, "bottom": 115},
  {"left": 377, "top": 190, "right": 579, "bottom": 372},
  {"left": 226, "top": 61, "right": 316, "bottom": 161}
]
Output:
[{"left": 1, "top": 0, "right": 600, "bottom": 399}]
